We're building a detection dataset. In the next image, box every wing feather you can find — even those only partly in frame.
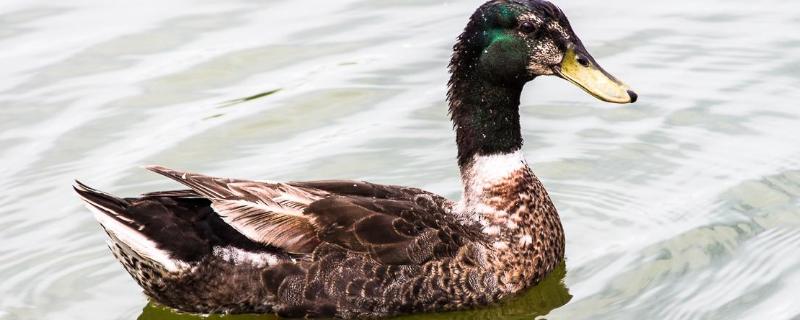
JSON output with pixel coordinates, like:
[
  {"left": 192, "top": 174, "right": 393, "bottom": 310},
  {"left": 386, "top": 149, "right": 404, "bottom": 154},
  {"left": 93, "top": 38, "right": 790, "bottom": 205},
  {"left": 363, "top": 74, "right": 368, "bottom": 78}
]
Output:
[
  {"left": 211, "top": 200, "right": 319, "bottom": 253},
  {"left": 145, "top": 166, "right": 325, "bottom": 254},
  {"left": 306, "top": 196, "right": 475, "bottom": 265},
  {"left": 143, "top": 166, "right": 480, "bottom": 264}
]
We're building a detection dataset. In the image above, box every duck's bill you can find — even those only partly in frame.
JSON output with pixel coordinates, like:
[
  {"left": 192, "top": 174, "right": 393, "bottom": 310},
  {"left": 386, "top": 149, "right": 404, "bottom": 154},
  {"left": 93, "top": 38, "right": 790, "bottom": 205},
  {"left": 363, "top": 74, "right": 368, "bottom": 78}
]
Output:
[{"left": 554, "top": 46, "right": 637, "bottom": 104}]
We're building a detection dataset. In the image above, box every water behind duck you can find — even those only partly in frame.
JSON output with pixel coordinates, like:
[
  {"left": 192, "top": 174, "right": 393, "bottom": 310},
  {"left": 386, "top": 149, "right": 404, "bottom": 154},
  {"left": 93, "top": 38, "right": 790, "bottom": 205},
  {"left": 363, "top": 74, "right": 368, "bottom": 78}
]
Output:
[{"left": 1, "top": 0, "right": 800, "bottom": 319}]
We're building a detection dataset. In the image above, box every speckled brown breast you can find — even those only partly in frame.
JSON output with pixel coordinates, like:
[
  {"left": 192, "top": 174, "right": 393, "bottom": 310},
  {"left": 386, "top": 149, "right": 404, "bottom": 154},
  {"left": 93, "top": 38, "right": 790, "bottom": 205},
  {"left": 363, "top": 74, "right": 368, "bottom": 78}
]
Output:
[{"left": 480, "top": 166, "right": 565, "bottom": 293}]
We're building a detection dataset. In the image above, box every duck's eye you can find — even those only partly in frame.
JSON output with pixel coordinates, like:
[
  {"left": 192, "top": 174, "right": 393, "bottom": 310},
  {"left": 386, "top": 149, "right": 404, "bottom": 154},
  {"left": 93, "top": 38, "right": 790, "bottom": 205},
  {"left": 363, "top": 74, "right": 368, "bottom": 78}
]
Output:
[{"left": 519, "top": 21, "right": 536, "bottom": 33}]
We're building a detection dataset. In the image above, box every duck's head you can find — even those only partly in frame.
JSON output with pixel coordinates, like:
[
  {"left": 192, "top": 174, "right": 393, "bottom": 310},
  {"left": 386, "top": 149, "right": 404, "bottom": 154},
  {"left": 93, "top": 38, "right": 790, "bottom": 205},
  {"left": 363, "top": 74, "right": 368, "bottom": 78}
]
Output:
[{"left": 449, "top": 0, "right": 637, "bottom": 104}]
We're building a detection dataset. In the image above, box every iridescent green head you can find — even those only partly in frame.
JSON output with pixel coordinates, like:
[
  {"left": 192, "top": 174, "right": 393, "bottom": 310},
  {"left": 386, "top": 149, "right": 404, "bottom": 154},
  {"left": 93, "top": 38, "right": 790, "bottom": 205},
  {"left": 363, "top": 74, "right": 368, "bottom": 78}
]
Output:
[{"left": 450, "top": 0, "right": 636, "bottom": 104}]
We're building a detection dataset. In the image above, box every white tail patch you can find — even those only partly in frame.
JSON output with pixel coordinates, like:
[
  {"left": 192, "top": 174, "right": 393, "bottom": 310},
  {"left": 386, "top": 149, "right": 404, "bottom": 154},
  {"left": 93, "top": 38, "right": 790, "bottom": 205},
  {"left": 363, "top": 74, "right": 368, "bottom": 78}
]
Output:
[{"left": 83, "top": 203, "right": 189, "bottom": 273}]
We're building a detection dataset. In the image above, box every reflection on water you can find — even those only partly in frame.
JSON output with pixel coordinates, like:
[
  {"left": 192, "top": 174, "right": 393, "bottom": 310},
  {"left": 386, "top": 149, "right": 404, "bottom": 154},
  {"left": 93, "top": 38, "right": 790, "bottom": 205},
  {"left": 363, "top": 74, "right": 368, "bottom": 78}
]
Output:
[
  {"left": 136, "top": 263, "right": 570, "bottom": 320},
  {"left": 2, "top": 0, "right": 800, "bottom": 319},
  {"left": 139, "top": 304, "right": 278, "bottom": 320}
]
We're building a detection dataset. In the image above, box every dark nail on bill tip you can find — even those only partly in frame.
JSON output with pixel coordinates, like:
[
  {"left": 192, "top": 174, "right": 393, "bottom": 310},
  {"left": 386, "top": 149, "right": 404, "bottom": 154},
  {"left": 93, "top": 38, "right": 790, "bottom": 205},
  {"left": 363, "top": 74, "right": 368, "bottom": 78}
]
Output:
[{"left": 627, "top": 90, "right": 638, "bottom": 103}]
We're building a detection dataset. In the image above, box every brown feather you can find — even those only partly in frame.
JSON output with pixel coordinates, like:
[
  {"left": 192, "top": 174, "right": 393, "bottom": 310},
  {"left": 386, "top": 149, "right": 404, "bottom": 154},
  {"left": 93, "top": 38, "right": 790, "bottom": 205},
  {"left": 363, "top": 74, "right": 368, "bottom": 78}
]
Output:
[
  {"left": 212, "top": 200, "right": 320, "bottom": 254},
  {"left": 353, "top": 215, "right": 412, "bottom": 245},
  {"left": 305, "top": 195, "right": 468, "bottom": 265},
  {"left": 145, "top": 166, "right": 325, "bottom": 253},
  {"left": 140, "top": 189, "right": 201, "bottom": 198}
]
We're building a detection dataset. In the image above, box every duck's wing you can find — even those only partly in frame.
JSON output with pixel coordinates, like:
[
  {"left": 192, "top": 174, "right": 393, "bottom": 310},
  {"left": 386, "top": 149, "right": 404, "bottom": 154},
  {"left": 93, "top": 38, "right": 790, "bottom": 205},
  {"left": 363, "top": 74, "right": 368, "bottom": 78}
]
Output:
[
  {"left": 304, "top": 194, "right": 475, "bottom": 265},
  {"left": 145, "top": 166, "right": 325, "bottom": 254},
  {"left": 145, "top": 166, "right": 481, "bottom": 265}
]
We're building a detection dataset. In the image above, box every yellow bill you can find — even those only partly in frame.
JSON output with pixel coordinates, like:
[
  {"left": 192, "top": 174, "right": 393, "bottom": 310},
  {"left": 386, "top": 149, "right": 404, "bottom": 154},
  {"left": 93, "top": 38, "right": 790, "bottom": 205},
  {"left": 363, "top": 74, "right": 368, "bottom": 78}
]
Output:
[{"left": 555, "top": 45, "right": 637, "bottom": 104}]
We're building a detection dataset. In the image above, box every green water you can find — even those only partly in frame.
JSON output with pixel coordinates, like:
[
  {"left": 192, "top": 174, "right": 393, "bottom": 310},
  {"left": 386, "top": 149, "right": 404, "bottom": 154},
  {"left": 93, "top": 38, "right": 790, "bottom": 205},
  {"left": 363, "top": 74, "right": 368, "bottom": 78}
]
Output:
[{"left": 2, "top": 0, "right": 800, "bottom": 319}]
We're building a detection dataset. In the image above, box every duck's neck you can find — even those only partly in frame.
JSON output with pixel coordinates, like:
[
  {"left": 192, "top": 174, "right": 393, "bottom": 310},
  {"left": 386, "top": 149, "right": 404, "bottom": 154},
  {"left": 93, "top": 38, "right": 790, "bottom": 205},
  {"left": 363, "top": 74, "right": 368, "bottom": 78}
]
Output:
[
  {"left": 449, "top": 77, "right": 525, "bottom": 168},
  {"left": 448, "top": 69, "right": 533, "bottom": 221}
]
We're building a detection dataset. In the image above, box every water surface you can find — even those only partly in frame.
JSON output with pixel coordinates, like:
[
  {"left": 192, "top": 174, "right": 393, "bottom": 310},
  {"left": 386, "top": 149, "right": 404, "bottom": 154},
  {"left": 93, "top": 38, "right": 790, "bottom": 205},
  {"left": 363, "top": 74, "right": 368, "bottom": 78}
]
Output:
[{"left": 1, "top": 0, "right": 800, "bottom": 319}]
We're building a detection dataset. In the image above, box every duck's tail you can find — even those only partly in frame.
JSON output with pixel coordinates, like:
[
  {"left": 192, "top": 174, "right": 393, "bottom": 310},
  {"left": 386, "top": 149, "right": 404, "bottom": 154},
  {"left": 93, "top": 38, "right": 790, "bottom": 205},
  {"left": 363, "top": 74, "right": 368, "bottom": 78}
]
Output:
[{"left": 74, "top": 181, "right": 191, "bottom": 288}]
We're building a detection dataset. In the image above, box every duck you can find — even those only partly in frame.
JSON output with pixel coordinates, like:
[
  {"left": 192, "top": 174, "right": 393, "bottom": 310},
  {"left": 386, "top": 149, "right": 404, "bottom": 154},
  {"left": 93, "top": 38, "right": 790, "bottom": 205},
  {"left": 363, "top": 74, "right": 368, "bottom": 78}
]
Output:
[{"left": 74, "top": 0, "right": 636, "bottom": 318}]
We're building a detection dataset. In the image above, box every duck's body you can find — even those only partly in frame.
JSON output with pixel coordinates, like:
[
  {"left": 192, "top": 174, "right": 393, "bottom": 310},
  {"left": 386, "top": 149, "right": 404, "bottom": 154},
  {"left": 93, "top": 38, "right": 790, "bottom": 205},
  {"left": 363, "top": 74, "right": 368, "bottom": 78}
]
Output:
[
  {"left": 75, "top": 0, "right": 635, "bottom": 318},
  {"left": 76, "top": 153, "right": 563, "bottom": 318}
]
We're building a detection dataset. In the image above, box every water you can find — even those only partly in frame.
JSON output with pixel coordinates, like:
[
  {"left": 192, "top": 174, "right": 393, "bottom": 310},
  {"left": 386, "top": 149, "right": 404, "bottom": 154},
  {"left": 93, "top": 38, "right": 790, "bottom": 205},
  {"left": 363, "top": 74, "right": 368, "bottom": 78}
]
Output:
[{"left": 1, "top": 0, "right": 799, "bottom": 319}]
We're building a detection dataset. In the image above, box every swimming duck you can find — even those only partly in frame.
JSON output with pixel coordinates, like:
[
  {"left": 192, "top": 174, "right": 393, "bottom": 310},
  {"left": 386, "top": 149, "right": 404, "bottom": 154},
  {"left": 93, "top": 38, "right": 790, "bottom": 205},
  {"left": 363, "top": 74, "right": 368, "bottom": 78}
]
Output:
[{"left": 74, "top": 0, "right": 636, "bottom": 318}]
